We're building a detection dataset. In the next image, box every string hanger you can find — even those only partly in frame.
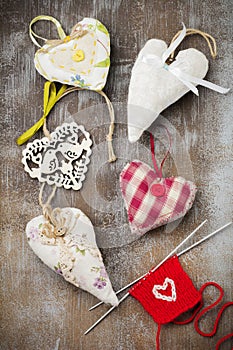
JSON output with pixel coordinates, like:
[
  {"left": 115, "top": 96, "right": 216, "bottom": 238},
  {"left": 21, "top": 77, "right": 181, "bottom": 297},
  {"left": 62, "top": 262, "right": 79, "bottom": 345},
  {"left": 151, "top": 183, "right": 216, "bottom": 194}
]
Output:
[
  {"left": 29, "top": 15, "right": 88, "bottom": 48},
  {"left": 29, "top": 15, "right": 67, "bottom": 48},
  {"left": 169, "top": 27, "right": 217, "bottom": 61},
  {"left": 57, "top": 86, "right": 116, "bottom": 163}
]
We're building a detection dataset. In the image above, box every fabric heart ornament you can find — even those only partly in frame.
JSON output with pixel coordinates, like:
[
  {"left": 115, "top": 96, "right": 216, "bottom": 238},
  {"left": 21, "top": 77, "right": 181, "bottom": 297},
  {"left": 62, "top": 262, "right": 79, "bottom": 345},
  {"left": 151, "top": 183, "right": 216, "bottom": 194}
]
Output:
[
  {"left": 26, "top": 207, "right": 119, "bottom": 306},
  {"left": 22, "top": 122, "right": 92, "bottom": 190},
  {"left": 128, "top": 24, "right": 229, "bottom": 142},
  {"left": 17, "top": 16, "right": 116, "bottom": 163},
  {"left": 120, "top": 132, "right": 197, "bottom": 235},
  {"left": 120, "top": 160, "right": 197, "bottom": 236},
  {"left": 33, "top": 17, "right": 110, "bottom": 91}
]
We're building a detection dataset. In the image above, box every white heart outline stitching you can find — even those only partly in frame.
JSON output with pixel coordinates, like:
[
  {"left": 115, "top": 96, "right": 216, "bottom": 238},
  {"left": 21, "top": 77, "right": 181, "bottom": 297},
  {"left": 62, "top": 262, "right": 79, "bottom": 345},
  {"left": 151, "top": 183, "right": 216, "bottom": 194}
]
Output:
[{"left": 152, "top": 277, "right": 176, "bottom": 302}]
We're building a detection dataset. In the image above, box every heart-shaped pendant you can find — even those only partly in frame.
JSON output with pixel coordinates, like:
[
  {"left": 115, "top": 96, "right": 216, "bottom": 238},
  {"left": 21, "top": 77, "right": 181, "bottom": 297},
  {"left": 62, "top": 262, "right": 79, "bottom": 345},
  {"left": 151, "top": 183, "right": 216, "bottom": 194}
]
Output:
[
  {"left": 120, "top": 160, "right": 197, "bottom": 236},
  {"left": 26, "top": 207, "right": 118, "bottom": 306},
  {"left": 128, "top": 39, "right": 208, "bottom": 142},
  {"left": 34, "top": 18, "right": 110, "bottom": 91},
  {"left": 22, "top": 122, "right": 92, "bottom": 190}
]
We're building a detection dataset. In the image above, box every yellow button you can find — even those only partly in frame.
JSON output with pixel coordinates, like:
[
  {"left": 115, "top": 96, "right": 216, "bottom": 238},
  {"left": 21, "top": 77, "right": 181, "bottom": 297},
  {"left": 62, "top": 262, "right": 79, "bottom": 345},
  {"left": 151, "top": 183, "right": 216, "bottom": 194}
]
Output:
[
  {"left": 63, "top": 35, "right": 71, "bottom": 43},
  {"left": 72, "top": 50, "right": 85, "bottom": 62}
]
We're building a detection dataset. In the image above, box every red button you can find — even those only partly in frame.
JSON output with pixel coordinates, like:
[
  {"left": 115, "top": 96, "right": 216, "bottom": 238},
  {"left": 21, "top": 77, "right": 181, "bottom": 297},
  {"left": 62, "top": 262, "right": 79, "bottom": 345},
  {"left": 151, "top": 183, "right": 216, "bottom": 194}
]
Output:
[{"left": 150, "top": 183, "right": 165, "bottom": 197}]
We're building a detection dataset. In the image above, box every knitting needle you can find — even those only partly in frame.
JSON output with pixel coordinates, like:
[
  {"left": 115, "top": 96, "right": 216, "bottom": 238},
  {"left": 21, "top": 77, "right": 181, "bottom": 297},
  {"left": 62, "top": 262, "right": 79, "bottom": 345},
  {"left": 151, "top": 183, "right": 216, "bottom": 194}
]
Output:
[
  {"left": 177, "top": 221, "right": 232, "bottom": 257},
  {"left": 85, "top": 221, "right": 232, "bottom": 335},
  {"left": 89, "top": 219, "right": 207, "bottom": 312},
  {"left": 85, "top": 219, "right": 228, "bottom": 335}
]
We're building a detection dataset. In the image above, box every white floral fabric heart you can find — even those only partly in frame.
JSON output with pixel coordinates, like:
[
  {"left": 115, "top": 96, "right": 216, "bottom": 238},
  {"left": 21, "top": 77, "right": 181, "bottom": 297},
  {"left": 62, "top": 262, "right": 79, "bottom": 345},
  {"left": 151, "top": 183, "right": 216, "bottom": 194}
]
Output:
[
  {"left": 128, "top": 39, "right": 208, "bottom": 142},
  {"left": 26, "top": 207, "right": 118, "bottom": 306},
  {"left": 22, "top": 122, "right": 92, "bottom": 190},
  {"left": 35, "top": 18, "right": 110, "bottom": 91}
]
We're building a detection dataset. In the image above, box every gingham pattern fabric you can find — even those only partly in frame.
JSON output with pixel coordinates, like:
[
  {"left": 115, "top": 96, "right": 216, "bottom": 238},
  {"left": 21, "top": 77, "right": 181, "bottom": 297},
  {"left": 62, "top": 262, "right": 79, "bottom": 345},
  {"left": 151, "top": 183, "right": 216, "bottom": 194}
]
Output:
[{"left": 120, "top": 161, "right": 197, "bottom": 235}]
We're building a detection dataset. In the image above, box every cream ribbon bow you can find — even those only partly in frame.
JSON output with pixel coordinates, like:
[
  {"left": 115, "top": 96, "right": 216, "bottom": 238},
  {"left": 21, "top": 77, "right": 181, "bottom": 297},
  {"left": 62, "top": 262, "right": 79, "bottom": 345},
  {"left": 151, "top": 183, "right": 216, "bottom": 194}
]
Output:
[{"left": 141, "top": 24, "right": 229, "bottom": 96}]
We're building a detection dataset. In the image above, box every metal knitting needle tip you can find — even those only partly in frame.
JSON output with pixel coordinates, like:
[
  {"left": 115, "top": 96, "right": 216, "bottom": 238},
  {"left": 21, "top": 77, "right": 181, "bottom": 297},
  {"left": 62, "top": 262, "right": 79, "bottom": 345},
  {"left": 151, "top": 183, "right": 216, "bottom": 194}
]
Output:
[
  {"left": 84, "top": 293, "right": 129, "bottom": 335},
  {"left": 88, "top": 219, "right": 207, "bottom": 311},
  {"left": 89, "top": 300, "right": 103, "bottom": 311},
  {"left": 177, "top": 221, "right": 232, "bottom": 257}
]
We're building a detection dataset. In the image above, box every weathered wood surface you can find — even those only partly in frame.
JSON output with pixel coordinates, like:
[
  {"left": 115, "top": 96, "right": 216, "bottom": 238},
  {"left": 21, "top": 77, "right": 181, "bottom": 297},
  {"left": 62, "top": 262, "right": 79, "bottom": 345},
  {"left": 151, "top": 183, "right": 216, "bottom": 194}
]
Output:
[{"left": 0, "top": 1, "right": 232, "bottom": 349}]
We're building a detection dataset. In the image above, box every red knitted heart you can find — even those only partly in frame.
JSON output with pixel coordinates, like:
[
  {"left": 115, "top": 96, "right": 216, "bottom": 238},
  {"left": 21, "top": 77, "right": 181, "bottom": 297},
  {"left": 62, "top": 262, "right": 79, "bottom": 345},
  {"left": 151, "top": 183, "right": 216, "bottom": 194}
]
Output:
[{"left": 120, "top": 160, "right": 197, "bottom": 236}]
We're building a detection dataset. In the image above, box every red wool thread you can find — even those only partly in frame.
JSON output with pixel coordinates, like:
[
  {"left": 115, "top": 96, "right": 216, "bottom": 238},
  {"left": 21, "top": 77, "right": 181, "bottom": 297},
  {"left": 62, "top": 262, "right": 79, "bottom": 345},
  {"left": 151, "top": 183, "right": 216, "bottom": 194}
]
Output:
[
  {"left": 129, "top": 256, "right": 233, "bottom": 350},
  {"left": 174, "top": 282, "right": 233, "bottom": 349}
]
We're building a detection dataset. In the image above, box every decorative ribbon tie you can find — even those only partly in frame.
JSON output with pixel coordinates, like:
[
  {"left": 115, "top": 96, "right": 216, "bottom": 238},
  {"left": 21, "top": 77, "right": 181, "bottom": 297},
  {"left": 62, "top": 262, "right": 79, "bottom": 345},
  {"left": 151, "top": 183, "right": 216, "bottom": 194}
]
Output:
[
  {"left": 39, "top": 184, "right": 76, "bottom": 239},
  {"left": 17, "top": 82, "right": 67, "bottom": 145},
  {"left": 141, "top": 23, "right": 230, "bottom": 96}
]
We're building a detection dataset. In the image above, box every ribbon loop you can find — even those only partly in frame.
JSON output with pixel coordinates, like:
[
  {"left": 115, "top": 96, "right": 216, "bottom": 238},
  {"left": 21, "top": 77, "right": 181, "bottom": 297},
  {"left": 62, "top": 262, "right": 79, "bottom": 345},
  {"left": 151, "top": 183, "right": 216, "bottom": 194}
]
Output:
[
  {"left": 162, "top": 23, "right": 186, "bottom": 63},
  {"left": 150, "top": 125, "right": 171, "bottom": 179},
  {"left": 29, "top": 15, "right": 67, "bottom": 48}
]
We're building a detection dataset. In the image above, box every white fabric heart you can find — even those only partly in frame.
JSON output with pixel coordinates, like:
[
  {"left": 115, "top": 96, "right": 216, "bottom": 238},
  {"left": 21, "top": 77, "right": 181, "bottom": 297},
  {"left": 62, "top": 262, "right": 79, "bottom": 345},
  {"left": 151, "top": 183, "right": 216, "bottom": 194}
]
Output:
[
  {"left": 128, "top": 41, "right": 208, "bottom": 142},
  {"left": 26, "top": 207, "right": 119, "bottom": 306},
  {"left": 34, "top": 18, "right": 110, "bottom": 91},
  {"left": 128, "top": 24, "right": 229, "bottom": 143}
]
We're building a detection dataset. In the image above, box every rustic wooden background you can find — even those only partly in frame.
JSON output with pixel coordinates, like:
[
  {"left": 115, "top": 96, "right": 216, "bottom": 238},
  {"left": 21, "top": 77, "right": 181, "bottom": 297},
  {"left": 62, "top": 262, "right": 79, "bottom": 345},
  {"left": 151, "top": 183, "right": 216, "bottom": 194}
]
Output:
[{"left": 1, "top": 0, "right": 232, "bottom": 349}]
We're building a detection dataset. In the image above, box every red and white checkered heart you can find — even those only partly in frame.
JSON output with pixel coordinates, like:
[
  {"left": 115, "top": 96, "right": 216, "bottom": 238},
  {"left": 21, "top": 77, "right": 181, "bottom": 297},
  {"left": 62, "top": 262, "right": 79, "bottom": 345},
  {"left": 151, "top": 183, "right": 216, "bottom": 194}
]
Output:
[{"left": 120, "top": 160, "right": 197, "bottom": 236}]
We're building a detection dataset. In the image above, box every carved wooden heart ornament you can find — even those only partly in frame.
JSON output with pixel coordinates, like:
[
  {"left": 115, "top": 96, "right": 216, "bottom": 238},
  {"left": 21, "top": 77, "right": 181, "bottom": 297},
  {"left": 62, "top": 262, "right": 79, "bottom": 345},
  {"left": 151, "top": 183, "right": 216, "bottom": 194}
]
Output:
[
  {"left": 22, "top": 122, "right": 92, "bottom": 190},
  {"left": 26, "top": 207, "right": 119, "bottom": 306},
  {"left": 120, "top": 161, "right": 197, "bottom": 236}
]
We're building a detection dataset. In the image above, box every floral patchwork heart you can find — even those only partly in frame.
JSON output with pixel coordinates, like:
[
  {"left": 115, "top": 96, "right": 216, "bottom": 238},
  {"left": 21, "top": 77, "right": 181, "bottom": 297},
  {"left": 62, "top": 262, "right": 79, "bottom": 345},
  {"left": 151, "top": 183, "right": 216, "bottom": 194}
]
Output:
[
  {"left": 26, "top": 207, "right": 118, "bottom": 306},
  {"left": 34, "top": 18, "right": 110, "bottom": 91},
  {"left": 120, "top": 160, "right": 197, "bottom": 236},
  {"left": 22, "top": 122, "right": 92, "bottom": 190}
]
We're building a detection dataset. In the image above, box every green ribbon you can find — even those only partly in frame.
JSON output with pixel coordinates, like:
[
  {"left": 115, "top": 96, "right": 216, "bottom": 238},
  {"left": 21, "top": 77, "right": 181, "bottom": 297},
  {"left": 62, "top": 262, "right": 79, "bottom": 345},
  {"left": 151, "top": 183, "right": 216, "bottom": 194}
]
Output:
[{"left": 17, "top": 82, "right": 67, "bottom": 145}]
